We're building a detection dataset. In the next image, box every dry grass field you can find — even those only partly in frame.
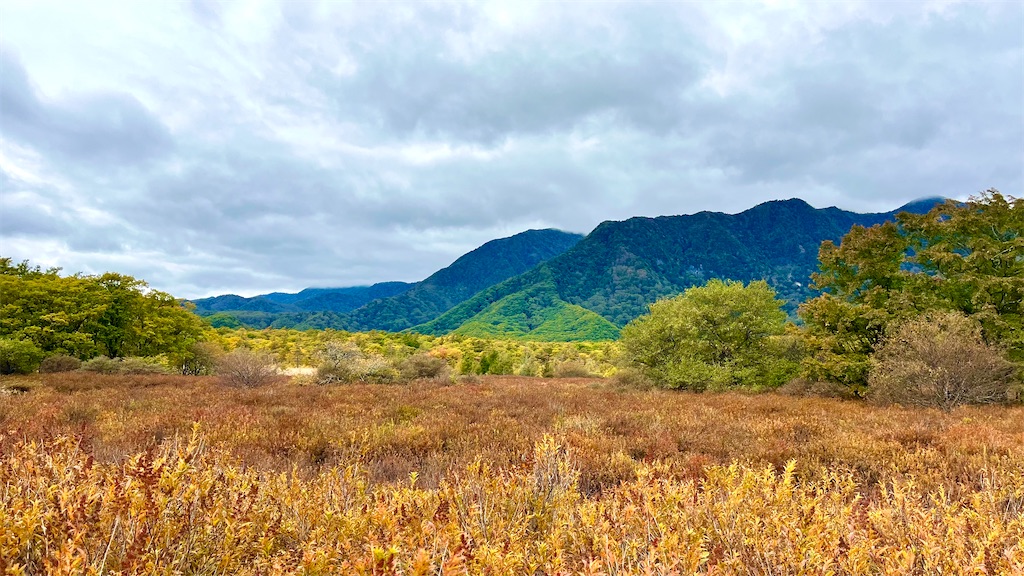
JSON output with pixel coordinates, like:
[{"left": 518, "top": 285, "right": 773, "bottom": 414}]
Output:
[{"left": 1, "top": 372, "right": 1022, "bottom": 574}]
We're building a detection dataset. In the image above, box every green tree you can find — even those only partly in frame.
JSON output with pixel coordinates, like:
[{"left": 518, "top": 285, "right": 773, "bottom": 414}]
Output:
[
  {"left": 621, "top": 279, "right": 797, "bottom": 391},
  {"left": 0, "top": 338, "right": 45, "bottom": 374},
  {"left": 800, "top": 190, "right": 1023, "bottom": 391},
  {"left": 0, "top": 258, "right": 206, "bottom": 358}
]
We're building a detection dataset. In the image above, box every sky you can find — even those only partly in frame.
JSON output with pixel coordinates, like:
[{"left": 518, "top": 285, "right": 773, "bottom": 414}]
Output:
[{"left": 1, "top": 1, "right": 1021, "bottom": 298}]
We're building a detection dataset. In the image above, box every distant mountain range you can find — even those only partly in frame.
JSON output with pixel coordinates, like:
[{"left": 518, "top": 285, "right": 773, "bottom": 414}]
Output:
[
  {"left": 192, "top": 197, "right": 944, "bottom": 339},
  {"left": 191, "top": 229, "right": 584, "bottom": 331},
  {"left": 414, "top": 197, "right": 942, "bottom": 339}
]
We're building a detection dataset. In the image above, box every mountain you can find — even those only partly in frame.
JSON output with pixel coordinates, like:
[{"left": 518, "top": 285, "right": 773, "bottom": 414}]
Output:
[
  {"left": 192, "top": 282, "right": 413, "bottom": 316},
  {"left": 450, "top": 278, "right": 620, "bottom": 341},
  {"left": 191, "top": 228, "right": 583, "bottom": 331},
  {"left": 191, "top": 294, "right": 293, "bottom": 314},
  {"left": 415, "top": 198, "right": 944, "bottom": 337},
  {"left": 345, "top": 228, "right": 584, "bottom": 331}
]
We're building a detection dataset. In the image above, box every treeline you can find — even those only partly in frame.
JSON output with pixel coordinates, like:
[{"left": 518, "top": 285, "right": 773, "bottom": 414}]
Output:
[
  {"left": 621, "top": 190, "right": 1023, "bottom": 407},
  {"left": 0, "top": 260, "right": 206, "bottom": 373},
  {"left": 0, "top": 255, "right": 620, "bottom": 377},
  {"left": 207, "top": 328, "right": 620, "bottom": 379},
  {"left": 2, "top": 190, "right": 1020, "bottom": 408}
]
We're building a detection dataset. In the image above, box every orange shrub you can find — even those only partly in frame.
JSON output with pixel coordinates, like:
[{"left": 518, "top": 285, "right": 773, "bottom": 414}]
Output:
[{"left": 1, "top": 372, "right": 1022, "bottom": 573}]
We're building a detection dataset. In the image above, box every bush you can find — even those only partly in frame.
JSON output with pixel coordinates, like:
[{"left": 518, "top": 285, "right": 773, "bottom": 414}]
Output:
[
  {"left": 868, "top": 312, "right": 1018, "bottom": 410},
  {"left": 316, "top": 342, "right": 365, "bottom": 385},
  {"left": 38, "top": 355, "right": 82, "bottom": 373},
  {"left": 315, "top": 342, "right": 402, "bottom": 385},
  {"left": 610, "top": 367, "right": 655, "bottom": 389},
  {"left": 359, "top": 356, "right": 401, "bottom": 384},
  {"left": 173, "top": 342, "right": 221, "bottom": 376},
  {"left": 216, "top": 349, "right": 278, "bottom": 388},
  {"left": 316, "top": 362, "right": 356, "bottom": 385},
  {"left": 552, "top": 361, "right": 593, "bottom": 378},
  {"left": 399, "top": 353, "right": 449, "bottom": 381},
  {"left": 81, "top": 356, "right": 122, "bottom": 374},
  {"left": 0, "top": 339, "right": 44, "bottom": 375},
  {"left": 118, "top": 357, "right": 170, "bottom": 375}
]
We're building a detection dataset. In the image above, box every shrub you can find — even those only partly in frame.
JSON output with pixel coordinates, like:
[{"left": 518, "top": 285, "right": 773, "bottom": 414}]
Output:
[
  {"left": 38, "top": 355, "right": 82, "bottom": 373},
  {"left": 173, "top": 342, "right": 221, "bottom": 376},
  {"left": 81, "top": 356, "right": 122, "bottom": 374},
  {"left": 610, "top": 367, "right": 655, "bottom": 389},
  {"left": 316, "top": 342, "right": 365, "bottom": 385},
  {"left": 868, "top": 312, "right": 1018, "bottom": 410},
  {"left": 552, "top": 361, "right": 593, "bottom": 378},
  {"left": 216, "top": 349, "right": 277, "bottom": 388},
  {"left": 399, "top": 353, "right": 449, "bottom": 381},
  {"left": 118, "top": 357, "right": 169, "bottom": 375},
  {"left": 315, "top": 342, "right": 402, "bottom": 384},
  {"left": 0, "top": 339, "right": 44, "bottom": 375},
  {"left": 358, "top": 356, "right": 401, "bottom": 384},
  {"left": 316, "top": 362, "right": 356, "bottom": 385}
]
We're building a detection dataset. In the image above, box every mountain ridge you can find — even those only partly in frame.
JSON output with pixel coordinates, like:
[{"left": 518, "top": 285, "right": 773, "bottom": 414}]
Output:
[
  {"left": 194, "top": 197, "right": 947, "bottom": 337},
  {"left": 414, "top": 197, "right": 945, "bottom": 337},
  {"left": 191, "top": 228, "right": 583, "bottom": 330}
]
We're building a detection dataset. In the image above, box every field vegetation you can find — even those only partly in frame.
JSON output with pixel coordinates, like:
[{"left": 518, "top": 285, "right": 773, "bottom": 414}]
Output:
[
  {"left": 2, "top": 372, "right": 1023, "bottom": 574},
  {"left": 0, "top": 191, "right": 1021, "bottom": 572}
]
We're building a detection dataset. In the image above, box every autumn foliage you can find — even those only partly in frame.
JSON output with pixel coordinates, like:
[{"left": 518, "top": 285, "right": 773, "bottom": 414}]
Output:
[{"left": 2, "top": 372, "right": 1022, "bottom": 574}]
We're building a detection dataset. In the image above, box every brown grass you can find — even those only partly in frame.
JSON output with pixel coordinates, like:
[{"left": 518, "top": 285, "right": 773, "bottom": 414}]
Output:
[{"left": 1, "top": 372, "right": 1022, "bottom": 574}]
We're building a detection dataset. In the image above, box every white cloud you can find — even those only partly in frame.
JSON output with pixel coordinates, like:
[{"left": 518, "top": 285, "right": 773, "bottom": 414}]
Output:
[{"left": 0, "top": 0, "right": 1019, "bottom": 298}]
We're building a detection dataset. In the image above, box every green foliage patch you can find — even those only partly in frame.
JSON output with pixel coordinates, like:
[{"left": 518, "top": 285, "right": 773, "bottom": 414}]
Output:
[
  {"left": 450, "top": 282, "right": 620, "bottom": 342},
  {"left": 621, "top": 279, "right": 800, "bottom": 391},
  {"left": 800, "top": 190, "right": 1023, "bottom": 392},
  {"left": 0, "top": 259, "right": 205, "bottom": 360}
]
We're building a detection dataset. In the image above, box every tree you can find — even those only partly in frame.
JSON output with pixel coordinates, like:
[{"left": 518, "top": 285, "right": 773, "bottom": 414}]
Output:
[
  {"left": 0, "top": 260, "right": 107, "bottom": 357},
  {"left": 0, "top": 338, "right": 45, "bottom": 374},
  {"left": 800, "top": 190, "right": 1023, "bottom": 391},
  {"left": 0, "top": 258, "right": 207, "bottom": 359},
  {"left": 620, "top": 279, "right": 798, "bottom": 391},
  {"left": 171, "top": 342, "right": 222, "bottom": 376}
]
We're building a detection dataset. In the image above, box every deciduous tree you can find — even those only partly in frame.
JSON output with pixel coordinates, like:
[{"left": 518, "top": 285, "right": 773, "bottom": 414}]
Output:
[
  {"left": 0, "top": 258, "right": 206, "bottom": 358},
  {"left": 800, "top": 190, "right": 1022, "bottom": 391},
  {"left": 621, "top": 279, "right": 798, "bottom": 390}
]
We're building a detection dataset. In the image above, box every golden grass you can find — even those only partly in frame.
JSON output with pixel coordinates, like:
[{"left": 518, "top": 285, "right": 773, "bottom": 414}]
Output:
[{"left": 1, "top": 372, "right": 1022, "bottom": 574}]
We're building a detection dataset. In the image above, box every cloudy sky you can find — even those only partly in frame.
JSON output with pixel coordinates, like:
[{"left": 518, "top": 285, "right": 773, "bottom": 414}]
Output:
[{"left": 1, "top": 1, "right": 1021, "bottom": 298}]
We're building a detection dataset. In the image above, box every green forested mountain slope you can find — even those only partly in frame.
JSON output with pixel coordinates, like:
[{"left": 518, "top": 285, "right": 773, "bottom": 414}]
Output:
[
  {"left": 451, "top": 279, "right": 620, "bottom": 341},
  {"left": 417, "top": 198, "right": 943, "bottom": 334},
  {"left": 191, "top": 229, "right": 583, "bottom": 331},
  {"left": 344, "top": 229, "right": 583, "bottom": 331}
]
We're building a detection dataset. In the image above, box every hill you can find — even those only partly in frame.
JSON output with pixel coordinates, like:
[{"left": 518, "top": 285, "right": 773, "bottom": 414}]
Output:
[
  {"left": 344, "top": 228, "right": 584, "bottom": 331},
  {"left": 192, "top": 283, "right": 413, "bottom": 317},
  {"left": 191, "top": 229, "right": 583, "bottom": 331},
  {"left": 451, "top": 277, "right": 620, "bottom": 341},
  {"left": 415, "top": 198, "right": 943, "bottom": 335}
]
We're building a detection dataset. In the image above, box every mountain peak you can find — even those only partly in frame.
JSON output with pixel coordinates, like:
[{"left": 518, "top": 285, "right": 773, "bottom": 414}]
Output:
[{"left": 894, "top": 196, "right": 946, "bottom": 214}]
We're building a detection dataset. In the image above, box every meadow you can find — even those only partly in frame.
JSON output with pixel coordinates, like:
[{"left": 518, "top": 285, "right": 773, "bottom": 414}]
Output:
[{"left": 1, "top": 372, "right": 1022, "bottom": 574}]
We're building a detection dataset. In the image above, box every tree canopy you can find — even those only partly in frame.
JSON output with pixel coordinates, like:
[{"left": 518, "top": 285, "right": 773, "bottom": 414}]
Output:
[
  {"left": 800, "top": 190, "right": 1023, "bottom": 390},
  {"left": 0, "top": 258, "right": 206, "bottom": 359},
  {"left": 621, "top": 279, "right": 799, "bottom": 391}
]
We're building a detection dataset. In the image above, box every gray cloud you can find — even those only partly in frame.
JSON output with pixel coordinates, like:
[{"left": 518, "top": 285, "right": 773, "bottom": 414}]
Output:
[
  {"left": 0, "top": 1, "right": 1020, "bottom": 298},
  {"left": 299, "top": 4, "right": 707, "bottom": 143},
  {"left": 0, "top": 50, "right": 174, "bottom": 166}
]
